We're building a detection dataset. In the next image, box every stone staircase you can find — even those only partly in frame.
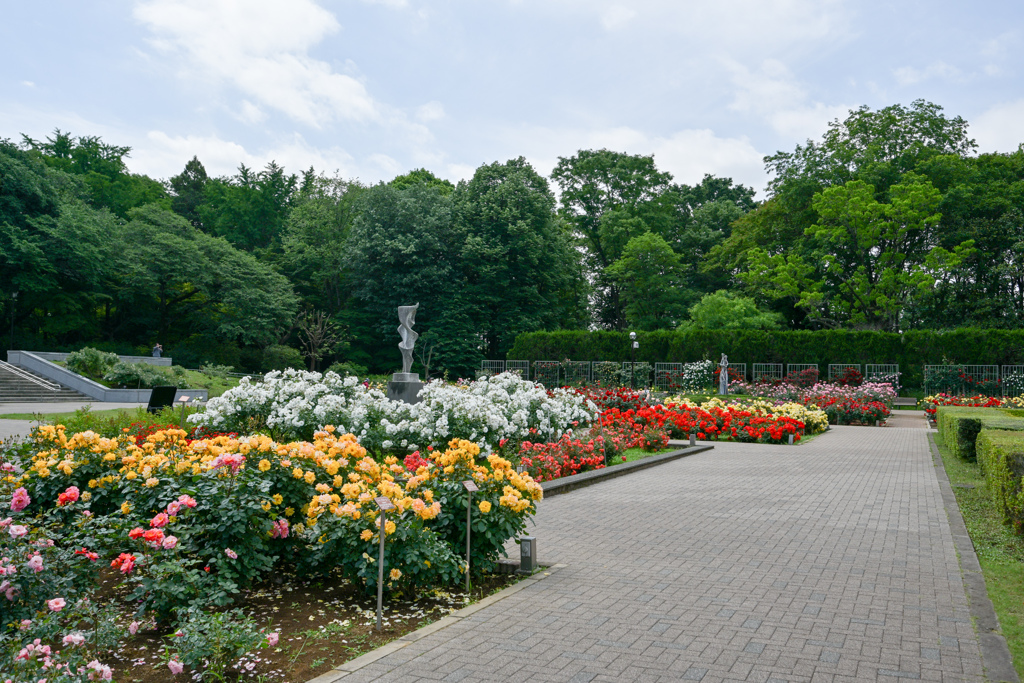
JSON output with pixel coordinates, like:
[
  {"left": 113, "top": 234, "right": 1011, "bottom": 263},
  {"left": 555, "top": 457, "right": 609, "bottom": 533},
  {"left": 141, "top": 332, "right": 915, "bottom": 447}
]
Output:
[{"left": 0, "top": 363, "right": 92, "bottom": 403}]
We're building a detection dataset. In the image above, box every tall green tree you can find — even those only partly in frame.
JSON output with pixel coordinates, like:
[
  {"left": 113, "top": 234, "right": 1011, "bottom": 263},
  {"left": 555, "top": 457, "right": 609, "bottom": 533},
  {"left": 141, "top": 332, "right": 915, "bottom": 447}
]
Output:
[
  {"left": 604, "top": 232, "right": 687, "bottom": 330},
  {"left": 454, "top": 157, "right": 582, "bottom": 357},
  {"left": 552, "top": 149, "right": 676, "bottom": 328}
]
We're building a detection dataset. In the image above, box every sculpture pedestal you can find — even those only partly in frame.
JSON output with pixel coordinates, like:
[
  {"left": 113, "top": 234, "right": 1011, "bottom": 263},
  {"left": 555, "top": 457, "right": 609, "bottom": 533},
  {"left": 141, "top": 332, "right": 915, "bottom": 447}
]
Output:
[{"left": 387, "top": 373, "right": 424, "bottom": 404}]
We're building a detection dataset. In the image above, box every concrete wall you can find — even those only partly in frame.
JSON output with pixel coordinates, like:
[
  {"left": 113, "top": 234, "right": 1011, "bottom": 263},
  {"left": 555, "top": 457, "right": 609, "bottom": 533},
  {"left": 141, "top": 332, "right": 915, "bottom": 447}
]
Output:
[
  {"left": 30, "top": 351, "right": 172, "bottom": 367},
  {"left": 8, "top": 351, "right": 207, "bottom": 403}
]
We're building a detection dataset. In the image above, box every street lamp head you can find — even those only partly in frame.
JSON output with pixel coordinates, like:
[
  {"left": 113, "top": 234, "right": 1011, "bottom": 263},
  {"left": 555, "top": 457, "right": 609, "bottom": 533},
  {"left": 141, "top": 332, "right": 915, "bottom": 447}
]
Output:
[{"left": 629, "top": 331, "right": 636, "bottom": 340}]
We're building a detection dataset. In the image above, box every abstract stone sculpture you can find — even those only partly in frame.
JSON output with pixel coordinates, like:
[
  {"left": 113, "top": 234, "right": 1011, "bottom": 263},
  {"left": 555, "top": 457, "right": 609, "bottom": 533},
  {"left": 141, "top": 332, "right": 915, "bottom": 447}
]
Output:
[{"left": 388, "top": 304, "right": 424, "bottom": 404}]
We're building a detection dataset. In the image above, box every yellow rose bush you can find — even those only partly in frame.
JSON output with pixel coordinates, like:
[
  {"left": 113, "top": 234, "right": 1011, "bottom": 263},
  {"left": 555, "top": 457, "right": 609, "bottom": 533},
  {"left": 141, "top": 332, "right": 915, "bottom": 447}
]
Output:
[{"left": 6, "top": 424, "right": 544, "bottom": 623}]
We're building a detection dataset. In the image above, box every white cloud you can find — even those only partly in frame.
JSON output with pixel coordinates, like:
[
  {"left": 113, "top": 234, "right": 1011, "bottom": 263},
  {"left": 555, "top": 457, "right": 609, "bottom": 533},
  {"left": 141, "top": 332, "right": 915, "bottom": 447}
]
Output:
[
  {"left": 726, "top": 59, "right": 851, "bottom": 141},
  {"left": 600, "top": 6, "right": 636, "bottom": 30},
  {"left": 132, "top": 131, "right": 368, "bottom": 180},
  {"left": 532, "top": 0, "right": 851, "bottom": 55},
  {"left": 21, "top": 81, "right": 34, "bottom": 88},
  {"left": 133, "top": 0, "right": 379, "bottom": 127},
  {"left": 892, "top": 61, "right": 963, "bottom": 86},
  {"left": 494, "top": 124, "right": 768, "bottom": 193},
  {"left": 360, "top": 0, "right": 409, "bottom": 7},
  {"left": 971, "top": 100, "right": 1024, "bottom": 153},
  {"left": 416, "top": 101, "right": 445, "bottom": 122}
]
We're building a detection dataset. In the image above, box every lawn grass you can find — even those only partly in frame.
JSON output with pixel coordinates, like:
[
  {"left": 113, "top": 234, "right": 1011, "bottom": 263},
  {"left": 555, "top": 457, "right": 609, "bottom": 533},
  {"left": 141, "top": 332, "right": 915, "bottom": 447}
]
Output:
[
  {"left": 934, "top": 432, "right": 1024, "bottom": 678},
  {"left": 0, "top": 408, "right": 142, "bottom": 421},
  {"left": 615, "top": 446, "right": 677, "bottom": 464}
]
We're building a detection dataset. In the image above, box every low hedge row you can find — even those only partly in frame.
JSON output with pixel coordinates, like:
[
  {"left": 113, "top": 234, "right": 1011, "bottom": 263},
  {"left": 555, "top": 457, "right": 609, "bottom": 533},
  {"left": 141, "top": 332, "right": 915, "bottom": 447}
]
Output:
[
  {"left": 508, "top": 328, "right": 1024, "bottom": 390},
  {"left": 936, "top": 407, "right": 1024, "bottom": 460},
  {"left": 976, "top": 429, "right": 1024, "bottom": 534},
  {"left": 937, "top": 406, "right": 1024, "bottom": 534}
]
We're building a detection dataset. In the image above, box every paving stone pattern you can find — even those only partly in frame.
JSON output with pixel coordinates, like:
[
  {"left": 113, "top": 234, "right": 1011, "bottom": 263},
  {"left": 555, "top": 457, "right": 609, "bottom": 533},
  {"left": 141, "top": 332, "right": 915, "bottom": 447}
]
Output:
[{"left": 343, "top": 426, "right": 984, "bottom": 682}]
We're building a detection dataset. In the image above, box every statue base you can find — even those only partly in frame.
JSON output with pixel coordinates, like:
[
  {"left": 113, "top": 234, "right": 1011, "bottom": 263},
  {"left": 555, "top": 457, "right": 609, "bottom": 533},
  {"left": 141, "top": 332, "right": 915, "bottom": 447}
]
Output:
[{"left": 387, "top": 373, "right": 424, "bottom": 404}]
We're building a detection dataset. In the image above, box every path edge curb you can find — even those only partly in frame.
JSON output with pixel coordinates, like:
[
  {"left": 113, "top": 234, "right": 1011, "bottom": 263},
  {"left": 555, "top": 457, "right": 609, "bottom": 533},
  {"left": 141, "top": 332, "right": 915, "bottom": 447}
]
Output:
[
  {"left": 302, "top": 563, "right": 568, "bottom": 683},
  {"left": 928, "top": 433, "right": 1019, "bottom": 683},
  {"left": 540, "top": 444, "right": 714, "bottom": 498}
]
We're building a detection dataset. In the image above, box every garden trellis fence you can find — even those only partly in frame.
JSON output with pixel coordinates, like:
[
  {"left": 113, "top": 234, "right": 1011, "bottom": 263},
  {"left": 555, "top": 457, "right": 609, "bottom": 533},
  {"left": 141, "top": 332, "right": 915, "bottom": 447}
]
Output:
[
  {"left": 752, "top": 363, "right": 783, "bottom": 382},
  {"left": 828, "top": 364, "right": 861, "bottom": 382},
  {"left": 1003, "top": 365, "right": 1024, "bottom": 396}
]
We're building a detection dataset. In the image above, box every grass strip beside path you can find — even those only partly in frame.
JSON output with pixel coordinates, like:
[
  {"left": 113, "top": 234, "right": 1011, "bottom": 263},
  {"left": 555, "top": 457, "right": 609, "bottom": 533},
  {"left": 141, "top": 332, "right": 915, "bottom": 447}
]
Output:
[{"left": 935, "top": 431, "right": 1024, "bottom": 679}]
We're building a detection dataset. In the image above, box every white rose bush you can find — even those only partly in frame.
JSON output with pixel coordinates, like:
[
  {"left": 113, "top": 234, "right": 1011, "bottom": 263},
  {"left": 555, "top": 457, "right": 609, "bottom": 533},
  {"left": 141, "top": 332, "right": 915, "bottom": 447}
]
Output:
[{"left": 189, "top": 370, "right": 598, "bottom": 456}]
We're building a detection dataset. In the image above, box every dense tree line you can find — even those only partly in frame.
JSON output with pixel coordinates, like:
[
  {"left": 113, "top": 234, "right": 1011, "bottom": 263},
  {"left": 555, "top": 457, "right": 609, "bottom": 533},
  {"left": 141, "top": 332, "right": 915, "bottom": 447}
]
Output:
[{"left": 1, "top": 100, "right": 1022, "bottom": 376}]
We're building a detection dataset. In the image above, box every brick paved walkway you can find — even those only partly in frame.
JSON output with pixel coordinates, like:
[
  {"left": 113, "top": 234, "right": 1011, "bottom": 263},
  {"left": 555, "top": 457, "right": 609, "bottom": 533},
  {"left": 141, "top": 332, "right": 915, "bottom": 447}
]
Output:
[{"left": 343, "top": 426, "right": 985, "bottom": 682}]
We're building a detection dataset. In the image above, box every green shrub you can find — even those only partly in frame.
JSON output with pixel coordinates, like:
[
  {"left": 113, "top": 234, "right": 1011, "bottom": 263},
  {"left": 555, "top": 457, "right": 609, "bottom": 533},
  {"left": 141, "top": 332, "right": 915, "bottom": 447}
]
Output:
[
  {"left": 976, "top": 429, "right": 1024, "bottom": 534},
  {"left": 937, "top": 407, "right": 1024, "bottom": 460},
  {"left": 261, "top": 345, "right": 305, "bottom": 372},
  {"left": 325, "top": 360, "right": 368, "bottom": 377},
  {"left": 200, "top": 364, "right": 234, "bottom": 379},
  {"left": 65, "top": 347, "right": 120, "bottom": 379},
  {"left": 103, "top": 361, "right": 169, "bottom": 388}
]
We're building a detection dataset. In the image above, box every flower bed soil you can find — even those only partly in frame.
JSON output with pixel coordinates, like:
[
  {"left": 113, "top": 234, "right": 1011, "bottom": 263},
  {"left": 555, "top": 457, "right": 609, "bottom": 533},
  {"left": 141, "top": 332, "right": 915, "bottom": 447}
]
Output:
[{"left": 97, "top": 567, "right": 520, "bottom": 682}]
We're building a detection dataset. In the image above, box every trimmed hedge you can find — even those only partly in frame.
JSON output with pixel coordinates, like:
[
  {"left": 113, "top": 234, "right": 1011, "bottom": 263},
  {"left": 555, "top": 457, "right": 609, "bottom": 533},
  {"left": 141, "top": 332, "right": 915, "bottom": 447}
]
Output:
[
  {"left": 976, "top": 429, "right": 1024, "bottom": 534},
  {"left": 508, "top": 328, "right": 1024, "bottom": 390},
  {"left": 937, "top": 407, "right": 1024, "bottom": 460}
]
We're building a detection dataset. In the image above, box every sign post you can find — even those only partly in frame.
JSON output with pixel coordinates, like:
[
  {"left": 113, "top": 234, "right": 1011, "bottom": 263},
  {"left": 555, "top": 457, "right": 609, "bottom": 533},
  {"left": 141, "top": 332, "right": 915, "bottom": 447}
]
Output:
[
  {"left": 462, "top": 480, "right": 478, "bottom": 593},
  {"left": 374, "top": 496, "right": 395, "bottom": 630}
]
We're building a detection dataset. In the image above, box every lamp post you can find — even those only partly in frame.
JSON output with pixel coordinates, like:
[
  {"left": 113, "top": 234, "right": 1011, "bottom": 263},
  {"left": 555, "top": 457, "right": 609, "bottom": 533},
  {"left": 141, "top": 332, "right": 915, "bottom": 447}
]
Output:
[
  {"left": 629, "top": 331, "right": 637, "bottom": 389},
  {"left": 8, "top": 291, "right": 17, "bottom": 360}
]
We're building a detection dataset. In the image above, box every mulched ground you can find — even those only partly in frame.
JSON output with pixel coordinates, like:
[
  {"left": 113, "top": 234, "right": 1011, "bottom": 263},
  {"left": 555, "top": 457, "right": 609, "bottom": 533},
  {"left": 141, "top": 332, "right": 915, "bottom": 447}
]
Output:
[{"left": 96, "top": 568, "right": 522, "bottom": 682}]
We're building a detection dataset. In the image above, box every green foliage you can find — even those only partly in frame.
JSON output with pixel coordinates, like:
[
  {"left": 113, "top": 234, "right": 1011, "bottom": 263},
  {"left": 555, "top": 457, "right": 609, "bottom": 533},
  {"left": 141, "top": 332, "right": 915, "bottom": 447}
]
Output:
[
  {"left": 605, "top": 232, "right": 687, "bottom": 330},
  {"left": 977, "top": 429, "right": 1024, "bottom": 534},
  {"left": 682, "top": 290, "right": 783, "bottom": 330},
  {"left": 325, "top": 360, "right": 368, "bottom": 377},
  {"left": 936, "top": 407, "right": 1024, "bottom": 460},
  {"left": 103, "top": 360, "right": 172, "bottom": 389},
  {"left": 261, "top": 344, "right": 305, "bottom": 371},
  {"left": 162, "top": 608, "right": 271, "bottom": 682},
  {"left": 64, "top": 347, "right": 120, "bottom": 378},
  {"left": 508, "top": 328, "right": 1024, "bottom": 390}
]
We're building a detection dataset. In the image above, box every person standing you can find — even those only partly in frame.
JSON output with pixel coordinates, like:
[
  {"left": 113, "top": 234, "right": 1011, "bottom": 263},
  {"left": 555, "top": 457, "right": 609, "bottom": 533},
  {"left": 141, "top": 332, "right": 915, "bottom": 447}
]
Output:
[{"left": 152, "top": 343, "right": 163, "bottom": 358}]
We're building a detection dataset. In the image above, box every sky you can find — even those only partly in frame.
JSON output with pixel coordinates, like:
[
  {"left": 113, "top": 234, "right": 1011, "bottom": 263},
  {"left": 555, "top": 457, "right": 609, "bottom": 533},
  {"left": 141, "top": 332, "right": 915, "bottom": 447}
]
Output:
[{"left": 2, "top": 0, "right": 1023, "bottom": 196}]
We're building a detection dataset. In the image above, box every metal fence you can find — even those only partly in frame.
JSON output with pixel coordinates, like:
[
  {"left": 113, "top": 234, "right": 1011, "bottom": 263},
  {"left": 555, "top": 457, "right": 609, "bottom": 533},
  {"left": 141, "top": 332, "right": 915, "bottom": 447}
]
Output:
[
  {"left": 786, "top": 363, "right": 818, "bottom": 375},
  {"left": 924, "top": 364, "right": 999, "bottom": 395},
  {"left": 592, "top": 361, "right": 621, "bottom": 386},
  {"left": 532, "top": 361, "right": 560, "bottom": 386},
  {"left": 864, "top": 364, "right": 900, "bottom": 383},
  {"left": 654, "top": 363, "right": 683, "bottom": 390},
  {"left": 480, "top": 360, "right": 505, "bottom": 376},
  {"left": 563, "top": 361, "right": 591, "bottom": 387},
  {"left": 1003, "top": 365, "right": 1024, "bottom": 396},
  {"left": 506, "top": 360, "right": 530, "bottom": 378},
  {"left": 752, "top": 363, "right": 783, "bottom": 382},
  {"left": 828, "top": 364, "right": 861, "bottom": 382}
]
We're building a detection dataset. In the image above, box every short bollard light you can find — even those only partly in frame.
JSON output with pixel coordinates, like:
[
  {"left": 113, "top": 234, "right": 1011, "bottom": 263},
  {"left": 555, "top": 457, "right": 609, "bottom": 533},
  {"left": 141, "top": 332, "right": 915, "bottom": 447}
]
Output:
[
  {"left": 374, "top": 495, "right": 395, "bottom": 631},
  {"left": 462, "top": 479, "right": 478, "bottom": 592},
  {"left": 518, "top": 535, "right": 538, "bottom": 574},
  {"left": 788, "top": 433, "right": 794, "bottom": 445},
  {"left": 689, "top": 431, "right": 696, "bottom": 447}
]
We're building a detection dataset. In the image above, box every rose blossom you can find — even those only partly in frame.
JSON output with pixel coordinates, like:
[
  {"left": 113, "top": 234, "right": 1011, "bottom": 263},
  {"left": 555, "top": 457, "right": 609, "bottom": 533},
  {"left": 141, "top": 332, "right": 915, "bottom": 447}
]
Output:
[
  {"left": 150, "top": 513, "right": 169, "bottom": 528},
  {"left": 168, "top": 659, "right": 184, "bottom": 674},
  {"left": 26, "top": 555, "right": 43, "bottom": 573},
  {"left": 161, "top": 535, "right": 178, "bottom": 550},
  {"left": 266, "top": 632, "right": 280, "bottom": 647},
  {"left": 10, "top": 488, "right": 30, "bottom": 512},
  {"left": 224, "top": 548, "right": 238, "bottom": 559},
  {"left": 47, "top": 597, "right": 66, "bottom": 612},
  {"left": 9, "top": 525, "right": 27, "bottom": 538}
]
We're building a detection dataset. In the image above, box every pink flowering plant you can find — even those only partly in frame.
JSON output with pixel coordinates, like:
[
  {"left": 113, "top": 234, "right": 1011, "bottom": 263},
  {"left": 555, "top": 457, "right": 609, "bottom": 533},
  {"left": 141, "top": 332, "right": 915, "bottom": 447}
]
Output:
[{"left": 159, "top": 607, "right": 277, "bottom": 682}]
